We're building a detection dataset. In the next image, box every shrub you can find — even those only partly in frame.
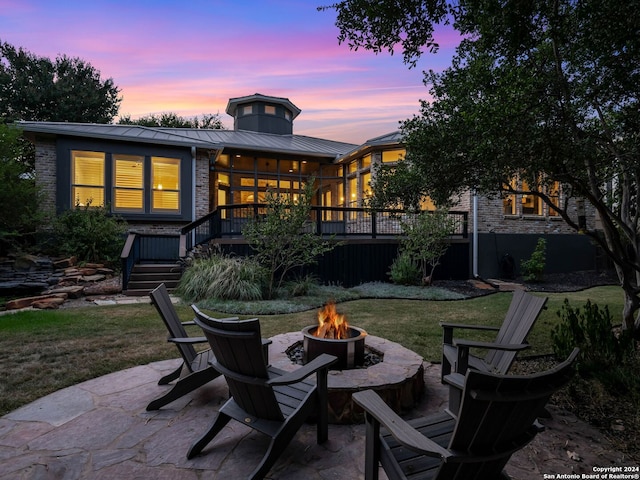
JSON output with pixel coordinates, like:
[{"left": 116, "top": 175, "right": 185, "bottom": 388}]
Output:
[
  {"left": 552, "top": 299, "right": 637, "bottom": 394},
  {"left": 178, "top": 254, "right": 267, "bottom": 302},
  {"left": 388, "top": 250, "right": 421, "bottom": 285},
  {"left": 242, "top": 178, "right": 337, "bottom": 299},
  {"left": 52, "top": 202, "right": 127, "bottom": 265},
  {"left": 521, "top": 237, "right": 546, "bottom": 282},
  {"left": 284, "top": 273, "right": 319, "bottom": 297}
]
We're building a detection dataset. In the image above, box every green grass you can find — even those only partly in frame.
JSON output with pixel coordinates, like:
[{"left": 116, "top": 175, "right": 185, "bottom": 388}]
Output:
[{"left": 0, "top": 285, "right": 624, "bottom": 417}]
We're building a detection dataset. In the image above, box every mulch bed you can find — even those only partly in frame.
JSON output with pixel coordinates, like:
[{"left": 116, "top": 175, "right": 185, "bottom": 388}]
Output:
[{"left": 433, "top": 269, "right": 618, "bottom": 298}]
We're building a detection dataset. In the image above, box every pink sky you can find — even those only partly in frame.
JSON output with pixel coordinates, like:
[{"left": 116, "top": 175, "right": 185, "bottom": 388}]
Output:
[{"left": 0, "top": 0, "right": 459, "bottom": 144}]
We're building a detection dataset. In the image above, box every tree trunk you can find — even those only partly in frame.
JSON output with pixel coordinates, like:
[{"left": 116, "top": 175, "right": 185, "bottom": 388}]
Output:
[{"left": 621, "top": 289, "right": 640, "bottom": 336}]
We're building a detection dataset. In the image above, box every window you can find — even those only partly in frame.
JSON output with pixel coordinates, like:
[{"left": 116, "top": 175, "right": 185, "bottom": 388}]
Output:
[
  {"left": 361, "top": 154, "right": 371, "bottom": 168},
  {"left": 348, "top": 176, "right": 357, "bottom": 206},
  {"left": 265, "top": 105, "right": 276, "bottom": 115},
  {"left": 113, "top": 154, "right": 144, "bottom": 212},
  {"left": 548, "top": 181, "right": 560, "bottom": 216},
  {"left": 503, "top": 179, "right": 517, "bottom": 215},
  {"left": 152, "top": 157, "right": 180, "bottom": 212},
  {"left": 361, "top": 171, "right": 371, "bottom": 199},
  {"left": 242, "top": 105, "right": 253, "bottom": 115},
  {"left": 72, "top": 151, "right": 105, "bottom": 207},
  {"left": 382, "top": 149, "right": 405, "bottom": 163},
  {"left": 521, "top": 179, "right": 542, "bottom": 215}
]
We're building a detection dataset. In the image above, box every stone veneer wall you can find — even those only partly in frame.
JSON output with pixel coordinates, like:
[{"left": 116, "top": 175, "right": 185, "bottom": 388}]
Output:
[
  {"left": 34, "top": 138, "right": 57, "bottom": 220},
  {"left": 458, "top": 190, "right": 596, "bottom": 235},
  {"left": 194, "top": 150, "right": 210, "bottom": 219}
]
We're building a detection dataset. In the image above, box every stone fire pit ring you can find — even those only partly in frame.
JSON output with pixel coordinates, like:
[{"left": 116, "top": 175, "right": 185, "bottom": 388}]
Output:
[{"left": 268, "top": 332, "right": 425, "bottom": 424}]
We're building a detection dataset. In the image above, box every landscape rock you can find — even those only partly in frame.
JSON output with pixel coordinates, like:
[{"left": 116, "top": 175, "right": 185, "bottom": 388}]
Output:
[
  {"left": 13, "top": 255, "right": 42, "bottom": 272},
  {"left": 5, "top": 293, "right": 68, "bottom": 310},
  {"left": 43, "top": 285, "right": 86, "bottom": 299},
  {"left": 83, "top": 277, "right": 122, "bottom": 296},
  {"left": 1, "top": 256, "right": 120, "bottom": 311},
  {"left": 53, "top": 257, "right": 77, "bottom": 269},
  {"left": 31, "top": 297, "right": 67, "bottom": 309}
]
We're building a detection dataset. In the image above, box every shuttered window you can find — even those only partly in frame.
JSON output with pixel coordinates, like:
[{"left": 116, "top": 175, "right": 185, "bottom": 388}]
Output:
[
  {"left": 152, "top": 157, "right": 180, "bottom": 212},
  {"left": 113, "top": 155, "right": 144, "bottom": 212},
  {"left": 72, "top": 151, "right": 105, "bottom": 207}
]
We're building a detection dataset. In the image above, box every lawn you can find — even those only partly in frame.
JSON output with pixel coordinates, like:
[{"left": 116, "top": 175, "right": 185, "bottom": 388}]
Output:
[{"left": 0, "top": 285, "right": 624, "bottom": 417}]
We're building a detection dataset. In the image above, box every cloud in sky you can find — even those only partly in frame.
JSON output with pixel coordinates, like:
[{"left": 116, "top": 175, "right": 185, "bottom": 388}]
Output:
[{"left": 0, "top": 0, "right": 459, "bottom": 143}]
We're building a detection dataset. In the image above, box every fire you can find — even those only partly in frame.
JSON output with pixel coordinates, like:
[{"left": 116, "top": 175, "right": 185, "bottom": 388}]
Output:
[{"left": 315, "top": 301, "right": 349, "bottom": 339}]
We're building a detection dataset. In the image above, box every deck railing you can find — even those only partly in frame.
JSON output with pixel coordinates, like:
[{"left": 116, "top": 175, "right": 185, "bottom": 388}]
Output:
[
  {"left": 180, "top": 204, "right": 468, "bottom": 253},
  {"left": 121, "top": 206, "right": 468, "bottom": 290}
]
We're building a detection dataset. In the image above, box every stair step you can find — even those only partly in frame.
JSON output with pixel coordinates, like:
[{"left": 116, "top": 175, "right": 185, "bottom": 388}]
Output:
[
  {"left": 128, "top": 272, "right": 182, "bottom": 282},
  {"left": 124, "top": 262, "right": 183, "bottom": 296},
  {"left": 124, "top": 288, "right": 176, "bottom": 297},
  {"left": 131, "top": 263, "right": 182, "bottom": 274},
  {"left": 127, "top": 279, "right": 180, "bottom": 289}
]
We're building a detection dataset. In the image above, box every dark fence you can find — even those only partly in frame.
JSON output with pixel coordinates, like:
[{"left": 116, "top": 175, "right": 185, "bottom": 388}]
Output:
[{"left": 216, "top": 239, "right": 469, "bottom": 287}]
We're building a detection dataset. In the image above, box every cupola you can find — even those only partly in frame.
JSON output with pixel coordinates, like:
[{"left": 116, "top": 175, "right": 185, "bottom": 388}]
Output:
[{"left": 226, "top": 93, "right": 301, "bottom": 135}]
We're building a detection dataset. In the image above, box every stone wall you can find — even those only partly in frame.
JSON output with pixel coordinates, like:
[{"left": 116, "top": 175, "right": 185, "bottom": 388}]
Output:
[
  {"left": 460, "top": 190, "right": 596, "bottom": 235},
  {"left": 34, "top": 137, "right": 57, "bottom": 219},
  {"left": 195, "top": 151, "right": 210, "bottom": 219}
]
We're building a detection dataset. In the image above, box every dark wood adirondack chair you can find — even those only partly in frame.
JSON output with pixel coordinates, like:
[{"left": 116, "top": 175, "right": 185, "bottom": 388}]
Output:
[
  {"left": 146, "top": 284, "right": 234, "bottom": 411},
  {"left": 189, "top": 305, "right": 337, "bottom": 480},
  {"left": 440, "top": 289, "right": 547, "bottom": 413},
  {"left": 353, "top": 348, "right": 579, "bottom": 480}
]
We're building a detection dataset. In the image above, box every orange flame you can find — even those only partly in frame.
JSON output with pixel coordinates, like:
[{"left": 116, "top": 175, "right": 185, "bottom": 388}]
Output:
[{"left": 315, "top": 301, "right": 349, "bottom": 339}]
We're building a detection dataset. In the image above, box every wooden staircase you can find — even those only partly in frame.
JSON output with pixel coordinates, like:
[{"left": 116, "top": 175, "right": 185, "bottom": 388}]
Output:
[{"left": 123, "top": 263, "right": 183, "bottom": 296}]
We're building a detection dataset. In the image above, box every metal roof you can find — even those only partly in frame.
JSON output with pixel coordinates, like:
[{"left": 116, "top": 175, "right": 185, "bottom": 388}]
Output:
[
  {"left": 17, "top": 122, "right": 358, "bottom": 159},
  {"left": 226, "top": 93, "right": 302, "bottom": 119},
  {"left": 337, "top": 130, "right": 404, "bottom": 162}
]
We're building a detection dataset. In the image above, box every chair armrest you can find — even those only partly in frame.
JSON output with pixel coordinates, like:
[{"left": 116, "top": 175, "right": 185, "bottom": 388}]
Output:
[
  {"left": 453, "top": 339, "right": 530, "bottom": 351},
  {"left": 352, "top": 390, "right": 451, "bottom": 460},
  {"left": 168, "top": 336, "right": 208, "bottom": 344},
  {"left": 268, "top": 354, "right": 337, "bottom": 386},
  {"left": 184, "top": 316, "right": 239, "bottom": 326},
  {"left": 440, "top": 322, "right": 500, "bottom": 332}
]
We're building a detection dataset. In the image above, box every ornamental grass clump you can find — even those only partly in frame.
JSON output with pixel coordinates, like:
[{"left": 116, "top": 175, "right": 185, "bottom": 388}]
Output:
[{"left": 177, "top": 254, "right": 266, "bottom": 302}]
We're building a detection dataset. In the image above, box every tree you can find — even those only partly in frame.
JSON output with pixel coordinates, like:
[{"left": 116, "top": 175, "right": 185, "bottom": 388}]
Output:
[
  {"left": 118, "top": 112, "right": 225, "bottom": 129},
  {"left": 326, "top": 0, "right": 640, "bottom": 335},
  {"left": 242, "top": 179, "right": 336, "bottom": 299},
  {"left": 399, "top": 209, "right": 455, "bottom": 285},
  {"left": 0, "top": 40, "right": 121, "bottom": 123},
  {"left": 0, "top": 124, "right": 41, "bottom": 254}
]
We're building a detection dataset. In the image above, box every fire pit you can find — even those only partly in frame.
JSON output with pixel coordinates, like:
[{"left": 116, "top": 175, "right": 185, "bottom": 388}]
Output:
[
  {"left": 268, "top": 301, "right": 425, "bottom": 423},
  {"left": 302, "top": 301, "right": 366, "bottom": 370}
]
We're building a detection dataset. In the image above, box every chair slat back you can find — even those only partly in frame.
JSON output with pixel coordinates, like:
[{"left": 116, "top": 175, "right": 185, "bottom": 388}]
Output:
[
  {"left": 150, "top": 284, "right": 197, "bottom": 366},
  {"left": 451, "top": 348, "right": 579, "bottom": 455},
  {"left": 192, "top": 306, "right": 283, "bottom": 421},
  {"left": 485, "top": 290, "right": 547, "bottom": 373}
]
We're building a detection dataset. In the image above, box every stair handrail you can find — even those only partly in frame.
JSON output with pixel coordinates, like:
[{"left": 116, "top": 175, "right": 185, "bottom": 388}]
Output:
[{"left": 120, "top": 232, "right": 140, "bottom": 291}]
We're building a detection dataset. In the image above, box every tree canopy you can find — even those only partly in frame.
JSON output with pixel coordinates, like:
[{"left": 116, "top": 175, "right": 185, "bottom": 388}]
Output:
[
  {"left": 118, "top": 112, "right": 225, "bottom": 129},
  {"left": 0, "top": 40, "right": 121, "bottom": 123},
  {"left": 0, "top": 124, "right": 41, "bottom": 254},
  {"left": 325, "top": 0, "right": 640, "bottom": 334}
]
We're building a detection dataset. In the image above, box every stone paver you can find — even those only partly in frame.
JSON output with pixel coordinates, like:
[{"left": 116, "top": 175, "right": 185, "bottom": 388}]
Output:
[{"left": 0, "top": 356, "right": 628, "bottom": 479}]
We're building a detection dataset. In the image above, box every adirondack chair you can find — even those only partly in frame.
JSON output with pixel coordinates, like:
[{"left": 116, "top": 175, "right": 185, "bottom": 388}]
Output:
[
  {"left": 353, "top": 348, "right": 579, "bottom": 480},
  {"left": 147, "top": 284, "right": 273, "bottom": 410},
  {"left": 146, "top": 284, "right": 226, "bottom": 410},
  {"left": 440, "top": 289, "right": 547, "bottom": 413},
  {"left": 188, "top": 305, "right": 338, "bottom": 480}
]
